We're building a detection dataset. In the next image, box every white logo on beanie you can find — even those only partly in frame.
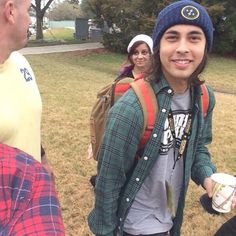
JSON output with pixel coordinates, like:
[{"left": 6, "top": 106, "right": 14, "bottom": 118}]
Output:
[{"left": 181, "top": 5, "right": 200, "bottom": 20}]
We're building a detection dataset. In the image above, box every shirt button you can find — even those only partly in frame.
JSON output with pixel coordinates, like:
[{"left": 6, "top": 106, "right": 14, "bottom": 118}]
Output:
[
  {"left": 126, "top": 198, "right": 130, "bottom": 202},
  {"left": 153, "top": 133, "right": 157, "bottom": 138},
  {"left": 168, "top": 89, "right": 172, "bottom": 94},
  {"left": 135, "top": 178, "right": 140, "bottom": 182},
  {"left": 162, "top": 108, "right": 167, "bottom": 113},
  {"left": 144, "top": 156, "right": 148, "bottom": 161}
]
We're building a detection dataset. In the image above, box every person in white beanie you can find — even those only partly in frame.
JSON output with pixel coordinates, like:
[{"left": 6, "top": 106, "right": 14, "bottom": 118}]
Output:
[
  {"left": 118, "top": 34, "right": 153, "bottom": 80},
  {"left": 88, "top": 34, "right": 154, "bottom": 187}
]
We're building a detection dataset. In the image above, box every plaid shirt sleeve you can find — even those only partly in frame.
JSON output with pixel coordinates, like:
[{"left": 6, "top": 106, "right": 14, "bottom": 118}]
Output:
[
  {"left": 88, "top": 89, "right": 145, "bottom": 236},
  {"left": 191, "top": 85, "right": 217, "bottom": 185},
  {"left": 0, "top": 143, "right": 65, "bottom": 236}
]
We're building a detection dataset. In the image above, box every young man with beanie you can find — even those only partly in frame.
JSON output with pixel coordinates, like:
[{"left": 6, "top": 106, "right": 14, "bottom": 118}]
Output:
[{"left": 88, "top": 1, "right": 235, "bottom": 235}]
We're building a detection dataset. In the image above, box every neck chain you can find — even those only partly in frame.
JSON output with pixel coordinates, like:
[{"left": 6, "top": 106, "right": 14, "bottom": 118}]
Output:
[{"left": 168, "top": 109, "right": 192, "bottom": 169}]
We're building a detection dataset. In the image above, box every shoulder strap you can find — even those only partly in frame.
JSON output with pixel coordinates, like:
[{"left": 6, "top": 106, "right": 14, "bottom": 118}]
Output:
[
  {"left": 200, "top": 84, "right": 209, "bottom": 118},
  {"left": 129, "top": 81, "right": 208, "bottom": 148},
  {"left": 114, "top": 77, "right": 135, "bottom": 93},
  {"left": 131, "top": 79, "right": 158, "bottom": 148},
  {"left": 111, "top": 77, "right": 134, "bottom": 105}
]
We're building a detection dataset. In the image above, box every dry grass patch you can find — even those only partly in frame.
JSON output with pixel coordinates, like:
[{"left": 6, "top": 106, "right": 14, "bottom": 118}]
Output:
[
  {"left": 203, "top": 56, "right": 236, "bottom": 94},
  {"left": 26, "top": 51, "right": 236, "bottom": 236},
  {"left": 183, "top": 92, "right": 236, "bottom": 236}
]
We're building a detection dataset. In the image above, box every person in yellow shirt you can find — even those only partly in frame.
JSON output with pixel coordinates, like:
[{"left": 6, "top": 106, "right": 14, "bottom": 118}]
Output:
[
  {"left": 0, "top": 0, "right": 64, "bottom": 235},
  {"left": 0, "top": 0, "right": 43, "bottom": 163},
  {"left": 0, "top": 51, "right": 42, "bottom": 162}
]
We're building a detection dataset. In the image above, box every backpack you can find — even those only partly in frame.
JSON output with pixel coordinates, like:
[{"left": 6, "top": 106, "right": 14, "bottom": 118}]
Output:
[{"left": 89, "top": 77, "right": 209, "bottom": 161}]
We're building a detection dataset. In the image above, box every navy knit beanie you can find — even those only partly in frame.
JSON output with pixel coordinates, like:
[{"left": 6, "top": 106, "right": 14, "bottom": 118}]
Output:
[{"left": 152, "top": 0, "right": 214, "bottom": 52}]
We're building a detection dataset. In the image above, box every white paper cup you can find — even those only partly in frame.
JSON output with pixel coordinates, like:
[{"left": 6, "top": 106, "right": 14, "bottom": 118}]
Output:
[{"left": 211, "top": 173, "right": 236, "bottom": 213}]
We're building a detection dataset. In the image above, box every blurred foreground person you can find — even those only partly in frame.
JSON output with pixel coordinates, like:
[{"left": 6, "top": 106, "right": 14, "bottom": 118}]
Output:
[
  {"left": 0, "top": 143, "right": 65, "bottom": 235},
  {"left": 0, "top": 0, "right": 45, "bottom": 163},
  {"left": 0, "top": 0, "right": 64, "bottom": 234}
]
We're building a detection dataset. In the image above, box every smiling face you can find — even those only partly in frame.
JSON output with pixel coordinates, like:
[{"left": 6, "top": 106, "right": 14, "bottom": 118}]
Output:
[
  {"left": 159, "top": 24, "right": 206, "bottom": 85},
  {"left": 130, "top": 43, "right": 152, "bottom": 72}
]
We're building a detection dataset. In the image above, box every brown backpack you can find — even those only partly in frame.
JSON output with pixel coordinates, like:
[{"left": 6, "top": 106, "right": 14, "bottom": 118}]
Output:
[
  {"left": 89, "top": 77, "right": 209, "bottom": 161},
  {"left": 89, "top": 77, "right": 157, "bottom": 160}
]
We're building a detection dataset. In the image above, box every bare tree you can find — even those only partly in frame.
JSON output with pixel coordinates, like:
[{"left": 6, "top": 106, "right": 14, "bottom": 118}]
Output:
[
  {"left": 49, "top": 1, "right": 82, "bottom": 21},
  {"left": 31, "top": 0, "right": 55, "bottom": 40}
]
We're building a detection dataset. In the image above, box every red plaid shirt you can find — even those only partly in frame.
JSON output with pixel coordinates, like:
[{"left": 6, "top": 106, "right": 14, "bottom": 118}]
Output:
[{"left": 0, "top": 143, "right": 65, "bottom": 235}]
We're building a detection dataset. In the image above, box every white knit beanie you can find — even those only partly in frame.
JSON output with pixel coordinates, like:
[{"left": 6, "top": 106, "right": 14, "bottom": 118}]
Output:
[{"left": 127, "top": 34, "right": 154, "bottom": 54}]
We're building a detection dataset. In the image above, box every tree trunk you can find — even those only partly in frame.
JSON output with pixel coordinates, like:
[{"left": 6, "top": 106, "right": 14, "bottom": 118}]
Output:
[
  {"left": 36, "top": 15, "right": 44, "bottom": 40},
  {"left": 32, "top": 0, "right": 55, "bottom": 40}
]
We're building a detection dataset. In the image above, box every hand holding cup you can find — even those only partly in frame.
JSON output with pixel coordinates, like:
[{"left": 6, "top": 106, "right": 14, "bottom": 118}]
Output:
[{"left": 211, "top": 173, "right": 236, "bottom": 213}]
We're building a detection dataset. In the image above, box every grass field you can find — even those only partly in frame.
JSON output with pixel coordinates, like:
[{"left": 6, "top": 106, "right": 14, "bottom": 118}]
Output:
[
  {"left": 28, "top": 28, "right": 89, "bottom": 47},
  {"left": 26, "top": 51, "right": 236, "bottom": 236},
  {"left": 44, "top": 28, "right": 76, "bottom": 41}
]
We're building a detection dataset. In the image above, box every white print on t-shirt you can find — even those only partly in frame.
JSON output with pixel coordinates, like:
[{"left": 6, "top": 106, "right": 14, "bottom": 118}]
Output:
[{"left": 160, "top": 111, "right": 190, "bottom": 155}]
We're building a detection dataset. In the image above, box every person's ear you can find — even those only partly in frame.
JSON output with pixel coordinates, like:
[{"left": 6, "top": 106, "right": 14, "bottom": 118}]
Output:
[{"left": 4, "top": 1, "right": 16, "bottom": 24}]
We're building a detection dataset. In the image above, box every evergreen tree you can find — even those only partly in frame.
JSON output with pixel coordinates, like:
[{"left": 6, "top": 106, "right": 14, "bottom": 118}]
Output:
[{"left": 81, "top": 0, "right": 236, "bottom": 55}]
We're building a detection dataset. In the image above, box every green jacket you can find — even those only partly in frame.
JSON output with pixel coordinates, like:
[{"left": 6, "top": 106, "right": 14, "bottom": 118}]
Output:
[{"left": 88, "top": 76, "right": 216, "bottom": 236}]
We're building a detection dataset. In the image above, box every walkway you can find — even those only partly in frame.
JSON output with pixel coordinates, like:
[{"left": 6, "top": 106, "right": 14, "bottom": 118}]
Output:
[{"left": 19, "top": 42, "right": 104, "bottom": 55}]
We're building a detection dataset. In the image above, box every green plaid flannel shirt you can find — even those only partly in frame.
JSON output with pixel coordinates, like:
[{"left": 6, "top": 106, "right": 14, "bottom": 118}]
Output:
[{"left": 88, "top": 76, "right": 216, "bottom": 236}]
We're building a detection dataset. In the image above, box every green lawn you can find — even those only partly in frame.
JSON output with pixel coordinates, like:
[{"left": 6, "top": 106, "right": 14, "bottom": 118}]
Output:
[
  {"left": 44, "top": 28, "right": 75, "bottom": 41},
  {"left": 26, "top": 51, "right": 236, "bottom": 236},
  {"left": 28, "top": 28, "right": 90, "bottom": 46},
  {"left": 203, "top": 56, "right": 236, "bottom": 94}
]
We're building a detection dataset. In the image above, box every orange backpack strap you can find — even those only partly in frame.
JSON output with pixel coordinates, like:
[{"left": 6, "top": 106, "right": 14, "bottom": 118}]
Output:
[
  {"left": 112, "top": 77, "right": 136, "bottom": 104},
  {"left": 131, "top": 79, "right": 158, "bottom": 148},
  {"left": 200, "top": 84, "right": 209, "bottom": 118},
  {"left": 114, "top": 77, "right": 134, "bottom": 94}
]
